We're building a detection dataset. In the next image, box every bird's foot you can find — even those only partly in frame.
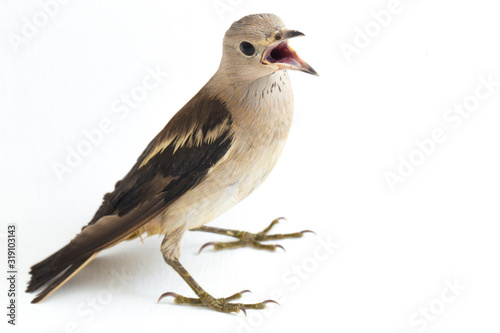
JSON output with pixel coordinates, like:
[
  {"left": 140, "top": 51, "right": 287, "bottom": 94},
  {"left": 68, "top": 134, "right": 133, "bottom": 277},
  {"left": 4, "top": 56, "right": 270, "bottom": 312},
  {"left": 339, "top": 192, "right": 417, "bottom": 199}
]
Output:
[
  {"left": 194, "top": 217, "right": 314, "bottom": 253},
  {"left": 158, "top": 289, "right": 278, "bottom": 314}
]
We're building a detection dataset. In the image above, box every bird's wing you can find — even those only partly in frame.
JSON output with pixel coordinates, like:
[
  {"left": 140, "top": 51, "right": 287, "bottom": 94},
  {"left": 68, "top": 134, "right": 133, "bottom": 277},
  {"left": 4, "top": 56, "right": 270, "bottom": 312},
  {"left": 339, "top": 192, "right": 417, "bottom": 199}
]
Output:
[{"left": 51, "top": 92, "right": 234, "bottom": 269}]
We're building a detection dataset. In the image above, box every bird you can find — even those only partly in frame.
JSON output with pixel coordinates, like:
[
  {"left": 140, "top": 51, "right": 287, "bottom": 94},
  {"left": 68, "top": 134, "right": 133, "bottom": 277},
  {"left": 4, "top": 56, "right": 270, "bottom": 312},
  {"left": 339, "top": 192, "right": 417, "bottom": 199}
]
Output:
[{"left": 27, "top": 13, "right": 317, "bottom": 314}]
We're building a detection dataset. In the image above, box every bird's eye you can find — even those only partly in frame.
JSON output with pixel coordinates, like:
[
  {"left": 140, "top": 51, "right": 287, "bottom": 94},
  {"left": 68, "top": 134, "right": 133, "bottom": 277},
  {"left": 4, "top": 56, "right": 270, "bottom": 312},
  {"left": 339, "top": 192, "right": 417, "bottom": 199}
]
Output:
[
  {"left": 239, "top": 41, "right": 255, "bottom": 56},
  {"left": 275, "top": 34, "right": 282, "bottom": 41}
]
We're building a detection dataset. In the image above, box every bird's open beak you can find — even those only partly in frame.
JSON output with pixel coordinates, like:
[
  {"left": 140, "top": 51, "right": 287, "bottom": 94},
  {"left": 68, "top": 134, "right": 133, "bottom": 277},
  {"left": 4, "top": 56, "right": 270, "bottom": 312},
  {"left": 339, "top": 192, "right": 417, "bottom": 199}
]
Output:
[{"left": 261, "top": 30, "right": 318, "bottom": 76}]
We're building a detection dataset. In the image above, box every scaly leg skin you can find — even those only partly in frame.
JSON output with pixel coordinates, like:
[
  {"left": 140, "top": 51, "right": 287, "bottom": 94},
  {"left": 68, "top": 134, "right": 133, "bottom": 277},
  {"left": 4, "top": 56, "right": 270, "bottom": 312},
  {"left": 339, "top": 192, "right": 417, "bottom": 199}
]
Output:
[
  {"left": 159, "top": 257, "right": 277, "bottom": 314},
  {"left": 191, "top": 217, "right": 314, "bottom": 253}
]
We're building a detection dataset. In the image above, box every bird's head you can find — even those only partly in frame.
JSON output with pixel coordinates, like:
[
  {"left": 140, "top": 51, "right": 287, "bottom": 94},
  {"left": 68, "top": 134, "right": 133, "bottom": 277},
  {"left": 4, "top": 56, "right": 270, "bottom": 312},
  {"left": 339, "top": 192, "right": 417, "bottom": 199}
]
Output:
[{"left": 220, "top": 13, "right": 318, "bottom": 81}]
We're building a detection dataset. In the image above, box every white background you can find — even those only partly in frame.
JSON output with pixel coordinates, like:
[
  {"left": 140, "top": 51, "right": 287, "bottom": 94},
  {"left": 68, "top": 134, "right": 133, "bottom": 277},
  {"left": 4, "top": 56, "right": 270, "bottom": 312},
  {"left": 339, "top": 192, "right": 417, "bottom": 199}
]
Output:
[{"left": 1, "top": 0, "right": 499, "bottom": 332}]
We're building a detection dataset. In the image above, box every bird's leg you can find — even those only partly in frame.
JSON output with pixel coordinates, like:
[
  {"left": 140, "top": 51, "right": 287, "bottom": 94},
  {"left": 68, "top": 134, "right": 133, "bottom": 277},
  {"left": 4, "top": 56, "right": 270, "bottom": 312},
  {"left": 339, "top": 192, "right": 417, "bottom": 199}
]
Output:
[
  {"left": 191, "top": 217, "right": 314, "bottom": 253},
  {"left": 159, "top": 256, "right": 277, "bottom": 314}
]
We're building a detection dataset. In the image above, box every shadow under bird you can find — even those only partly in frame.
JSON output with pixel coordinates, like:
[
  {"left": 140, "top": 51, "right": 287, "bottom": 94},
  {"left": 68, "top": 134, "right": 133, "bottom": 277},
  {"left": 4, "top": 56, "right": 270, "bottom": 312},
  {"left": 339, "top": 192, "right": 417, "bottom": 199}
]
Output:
[{"left": 27, "top": 13, "right": 318, "bottom": 314}]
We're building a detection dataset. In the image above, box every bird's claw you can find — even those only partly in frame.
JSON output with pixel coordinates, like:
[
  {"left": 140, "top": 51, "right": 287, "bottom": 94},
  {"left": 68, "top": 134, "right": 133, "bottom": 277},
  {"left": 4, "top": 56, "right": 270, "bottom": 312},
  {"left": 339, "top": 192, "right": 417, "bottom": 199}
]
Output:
[
  {"left": 238, "top": 307, "right": 247, "bottom": 317},
  {"left": 198, "top": 242, "right": 218, "bottom": 254},
  {"left": 158, "top": 290, "right": 278, "bottom": 314},
  {"left": 274, "top": 244, "right": 286, "bottom": 253},
  {"left": 197, "top": 217, "right": 313, "bottom": 253},
  {"left": 158, "top": 292, "right": 178, "bottom": 303}
]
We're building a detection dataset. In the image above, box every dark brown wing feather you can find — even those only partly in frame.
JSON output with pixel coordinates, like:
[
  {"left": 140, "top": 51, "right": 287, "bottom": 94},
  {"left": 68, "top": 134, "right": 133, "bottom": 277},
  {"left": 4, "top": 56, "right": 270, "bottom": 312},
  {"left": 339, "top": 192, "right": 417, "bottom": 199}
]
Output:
[{"left": 27, "top": 91, "right": 233, "bottom": 301}]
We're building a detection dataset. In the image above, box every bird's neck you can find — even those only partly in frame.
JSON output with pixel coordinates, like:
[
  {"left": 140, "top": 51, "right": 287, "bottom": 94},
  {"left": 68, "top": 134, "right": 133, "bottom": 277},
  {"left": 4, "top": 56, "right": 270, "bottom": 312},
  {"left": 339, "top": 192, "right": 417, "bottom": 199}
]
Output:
[
  {"left": 204, "top": 70, "right": 294, "bottom": 144},
  {"left": 207, "top": 70, "right": 293, "bottom": 117}
]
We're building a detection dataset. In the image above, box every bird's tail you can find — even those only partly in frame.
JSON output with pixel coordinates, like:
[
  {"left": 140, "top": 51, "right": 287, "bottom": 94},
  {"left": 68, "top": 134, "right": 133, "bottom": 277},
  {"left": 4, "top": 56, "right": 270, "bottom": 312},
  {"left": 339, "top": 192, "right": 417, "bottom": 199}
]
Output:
[{"left": 26, "top": 247, "right": 98, "bottom": 303}]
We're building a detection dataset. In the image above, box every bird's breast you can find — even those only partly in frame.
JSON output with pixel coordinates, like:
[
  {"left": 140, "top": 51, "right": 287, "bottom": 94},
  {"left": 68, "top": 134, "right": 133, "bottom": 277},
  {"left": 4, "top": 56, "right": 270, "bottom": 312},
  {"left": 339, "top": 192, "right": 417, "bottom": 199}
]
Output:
[
  {"left": 157, "top": 71, "right": 294, "bottom": 232},
  {"left": 226, "top": 71, "right": 294, "bottom": 189}
]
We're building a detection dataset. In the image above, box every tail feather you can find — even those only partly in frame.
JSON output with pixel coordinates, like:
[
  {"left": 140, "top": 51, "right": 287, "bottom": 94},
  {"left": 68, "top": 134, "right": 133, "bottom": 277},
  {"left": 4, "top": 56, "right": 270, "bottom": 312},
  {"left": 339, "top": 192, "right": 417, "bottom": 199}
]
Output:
[
  {"left": 26, "top": 249, "right": 65, "bottom": 293},
  {"left": 26, "top": 186, "right": 166, "bottom": 302},
  {"left": 27, "top": 247, "right": 98, "bottom": 303}
]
